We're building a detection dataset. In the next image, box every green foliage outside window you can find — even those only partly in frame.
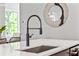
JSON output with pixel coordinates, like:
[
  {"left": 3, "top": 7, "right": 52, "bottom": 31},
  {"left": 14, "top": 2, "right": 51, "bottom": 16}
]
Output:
[{"left": 5, "top": 11, "right": 17, "bottom": 36}]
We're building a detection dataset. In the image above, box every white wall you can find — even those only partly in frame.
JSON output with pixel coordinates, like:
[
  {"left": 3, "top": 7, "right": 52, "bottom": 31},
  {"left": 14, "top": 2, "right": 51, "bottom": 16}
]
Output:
[{"left": 20, "top": 3, "right": 79, "bottom": 41}]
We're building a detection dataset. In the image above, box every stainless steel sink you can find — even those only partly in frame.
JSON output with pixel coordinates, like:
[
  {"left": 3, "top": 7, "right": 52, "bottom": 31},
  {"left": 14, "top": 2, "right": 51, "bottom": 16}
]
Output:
[{"left": 21, "top": 45, "right": 58, "bottom": 53}]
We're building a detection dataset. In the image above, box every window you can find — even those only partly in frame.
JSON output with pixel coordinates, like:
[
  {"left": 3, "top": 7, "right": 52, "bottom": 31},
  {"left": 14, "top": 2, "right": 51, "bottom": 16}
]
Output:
[{"left": 5, "top": 10, "right": 19, "bottom": 37}]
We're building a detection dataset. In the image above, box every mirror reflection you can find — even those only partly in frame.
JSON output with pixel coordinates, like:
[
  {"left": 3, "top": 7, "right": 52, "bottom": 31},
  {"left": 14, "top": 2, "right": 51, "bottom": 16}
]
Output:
[{"left": 44, "top": 3, "right": 69, "bottom": 27}]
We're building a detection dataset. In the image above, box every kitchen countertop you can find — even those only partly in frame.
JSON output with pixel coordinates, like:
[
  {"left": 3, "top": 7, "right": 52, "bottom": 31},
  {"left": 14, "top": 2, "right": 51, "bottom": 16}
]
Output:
[{"left": 0, "top": 39, "right": 79, "bottom": 56}]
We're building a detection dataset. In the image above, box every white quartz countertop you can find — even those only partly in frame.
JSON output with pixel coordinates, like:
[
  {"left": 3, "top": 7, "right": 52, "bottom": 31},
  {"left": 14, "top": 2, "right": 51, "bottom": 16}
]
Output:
[{"left": 0, "top": 39, "right": 79, "bottom": 56}]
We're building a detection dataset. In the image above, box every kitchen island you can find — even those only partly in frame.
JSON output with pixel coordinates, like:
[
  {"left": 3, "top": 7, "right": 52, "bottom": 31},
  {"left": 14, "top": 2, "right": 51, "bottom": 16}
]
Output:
[{"left": 0, "top": 39, "right": 79, "bottom": 56}]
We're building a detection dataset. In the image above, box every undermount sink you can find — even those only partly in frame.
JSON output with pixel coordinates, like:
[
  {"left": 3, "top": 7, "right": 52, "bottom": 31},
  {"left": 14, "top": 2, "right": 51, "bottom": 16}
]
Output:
[{"left": 21, "top": 45, "right": 58, "bottom": 53}]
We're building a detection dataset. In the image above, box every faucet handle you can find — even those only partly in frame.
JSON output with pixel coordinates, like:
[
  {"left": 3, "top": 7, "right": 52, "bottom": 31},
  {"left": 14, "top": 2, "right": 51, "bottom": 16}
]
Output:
[{"left": 29, "top": 34, "right": 34, "bottom": 38}]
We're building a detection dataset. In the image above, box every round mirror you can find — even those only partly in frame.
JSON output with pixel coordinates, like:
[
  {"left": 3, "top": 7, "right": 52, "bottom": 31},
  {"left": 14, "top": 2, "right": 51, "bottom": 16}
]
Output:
[{"left": 44, "top": 3, "right": 69, "bottom": 27}]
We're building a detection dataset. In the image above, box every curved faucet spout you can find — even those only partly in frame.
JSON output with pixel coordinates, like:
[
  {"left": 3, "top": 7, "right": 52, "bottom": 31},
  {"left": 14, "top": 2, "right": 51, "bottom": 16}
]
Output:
[{"left": 26, "top": 15, "right": 42, "bottom": 46}]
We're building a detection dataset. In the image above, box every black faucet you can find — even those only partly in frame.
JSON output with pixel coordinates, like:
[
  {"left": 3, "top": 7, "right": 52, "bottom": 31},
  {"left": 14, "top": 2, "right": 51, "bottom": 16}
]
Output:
[{"left": 26, "top": 15, "right": 42, "bottom": 46}]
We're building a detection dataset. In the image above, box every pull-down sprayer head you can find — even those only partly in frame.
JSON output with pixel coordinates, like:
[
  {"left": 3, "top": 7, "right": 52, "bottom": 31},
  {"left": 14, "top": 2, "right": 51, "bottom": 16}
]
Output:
[{"left": 40, "top": 28, "right": 42, "bottom": 34}]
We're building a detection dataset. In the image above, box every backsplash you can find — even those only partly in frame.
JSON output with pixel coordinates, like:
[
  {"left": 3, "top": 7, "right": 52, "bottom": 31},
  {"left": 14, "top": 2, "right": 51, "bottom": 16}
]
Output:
[{"left": 20, "top": 3, "right": 79, "bottom": 41}]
